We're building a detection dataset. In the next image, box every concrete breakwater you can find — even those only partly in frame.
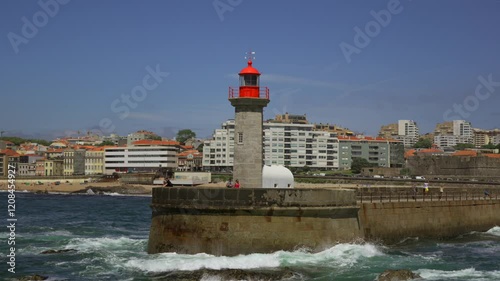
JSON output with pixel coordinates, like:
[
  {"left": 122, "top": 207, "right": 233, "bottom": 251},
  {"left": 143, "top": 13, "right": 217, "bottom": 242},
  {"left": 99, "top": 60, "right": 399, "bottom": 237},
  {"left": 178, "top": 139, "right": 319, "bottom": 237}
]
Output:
[
  {"left": 148, "top": 187, "right": 500, "bottom": 256},
  {"left": 148, "top": 188, "right": 361, "bottom": 256},
  {"left": 359, "top": 199, "right": 500, "bottom": 242}
]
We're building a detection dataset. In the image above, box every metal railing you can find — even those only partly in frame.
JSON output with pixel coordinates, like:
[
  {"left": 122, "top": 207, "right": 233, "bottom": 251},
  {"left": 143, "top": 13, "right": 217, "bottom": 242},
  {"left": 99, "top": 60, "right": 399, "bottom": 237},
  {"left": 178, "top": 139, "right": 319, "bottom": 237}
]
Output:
[
  {"left": 228, "top": 86, "right": 269, "bottom": 99},
  {"left": 357, "top": 190, "right": 498, "bottom": 203}
]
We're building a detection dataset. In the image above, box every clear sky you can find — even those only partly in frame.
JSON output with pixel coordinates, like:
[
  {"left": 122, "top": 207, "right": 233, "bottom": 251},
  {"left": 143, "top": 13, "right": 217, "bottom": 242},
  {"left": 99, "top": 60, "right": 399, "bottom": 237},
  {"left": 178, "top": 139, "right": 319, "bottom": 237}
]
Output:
[{"left": 1, "top": 0, "right": 500, "bottom": 140}]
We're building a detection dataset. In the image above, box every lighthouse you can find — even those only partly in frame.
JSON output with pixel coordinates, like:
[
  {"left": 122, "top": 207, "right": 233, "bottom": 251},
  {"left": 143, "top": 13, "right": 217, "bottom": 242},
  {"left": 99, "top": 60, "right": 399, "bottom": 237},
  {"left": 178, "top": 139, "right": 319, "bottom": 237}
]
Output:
[{"left": 229, "top": 52, "right": 270, "bottom": 188}]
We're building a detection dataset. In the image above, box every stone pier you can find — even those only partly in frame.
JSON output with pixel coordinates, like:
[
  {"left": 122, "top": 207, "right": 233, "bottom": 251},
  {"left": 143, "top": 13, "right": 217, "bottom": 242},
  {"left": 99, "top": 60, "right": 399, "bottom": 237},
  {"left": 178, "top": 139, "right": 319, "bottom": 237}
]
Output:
[{"left": 148, "top": 187, "right": 361, "bottom": 256}]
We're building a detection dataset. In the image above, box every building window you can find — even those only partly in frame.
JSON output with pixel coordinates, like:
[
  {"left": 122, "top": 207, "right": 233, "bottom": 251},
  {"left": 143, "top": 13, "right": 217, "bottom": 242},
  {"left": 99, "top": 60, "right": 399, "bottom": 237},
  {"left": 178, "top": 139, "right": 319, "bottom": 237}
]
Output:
[{"left": 238, "top": 132, "right": 243, "bottom": 144}]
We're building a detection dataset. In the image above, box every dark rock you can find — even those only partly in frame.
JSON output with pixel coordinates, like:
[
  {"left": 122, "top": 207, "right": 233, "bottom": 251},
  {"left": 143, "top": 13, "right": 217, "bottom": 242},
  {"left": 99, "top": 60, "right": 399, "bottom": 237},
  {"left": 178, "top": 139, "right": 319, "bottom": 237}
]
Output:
[
  {"left": 377, "top": 269, "right": 421, "bottom": 281},
  {"left": 17, "top": 274, "right": 48, "bottom": 281},
  {"left": 152, "top": 268, "right": 299, "bottom": 281},
  {"left": 41, "top": 249, "right": 77, "bottom": 254}
]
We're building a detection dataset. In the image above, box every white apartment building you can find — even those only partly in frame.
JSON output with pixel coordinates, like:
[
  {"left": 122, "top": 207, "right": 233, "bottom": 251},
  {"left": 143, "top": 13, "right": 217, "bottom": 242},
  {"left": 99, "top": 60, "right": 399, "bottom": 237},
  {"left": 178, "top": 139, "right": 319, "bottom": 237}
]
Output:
[
  {"left": 434, "top": 120, "right": 473, "bottom": 148},
  {"left": 263, "top": 123, "right": 339, "bottom": 169},
  {"left": 202, "top": 120, "right": 235, "bottom": 172},
  {"left": 397, "top": 120, "right": 419, "bottom": 147},
  {"left": 104, "top": 143, "right": 178, "bottom": 174},
  {"left": 203, "top": 120, "right": 339, "bottom": 171}
]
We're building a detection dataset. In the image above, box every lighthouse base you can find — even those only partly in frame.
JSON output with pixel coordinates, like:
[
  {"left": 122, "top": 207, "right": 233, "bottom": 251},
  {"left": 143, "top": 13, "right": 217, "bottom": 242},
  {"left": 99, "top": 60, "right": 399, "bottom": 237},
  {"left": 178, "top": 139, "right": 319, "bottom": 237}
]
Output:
[{"left": 147, "top": 187, "right": 361, "bottom": 256}]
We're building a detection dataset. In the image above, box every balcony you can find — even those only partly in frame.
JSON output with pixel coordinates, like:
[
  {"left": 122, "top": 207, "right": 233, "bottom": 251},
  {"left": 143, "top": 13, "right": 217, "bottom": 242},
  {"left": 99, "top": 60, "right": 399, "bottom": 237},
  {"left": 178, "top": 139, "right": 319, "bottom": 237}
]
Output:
[{"left": 228, "top": 87, "right": 269, "bottom": 99}]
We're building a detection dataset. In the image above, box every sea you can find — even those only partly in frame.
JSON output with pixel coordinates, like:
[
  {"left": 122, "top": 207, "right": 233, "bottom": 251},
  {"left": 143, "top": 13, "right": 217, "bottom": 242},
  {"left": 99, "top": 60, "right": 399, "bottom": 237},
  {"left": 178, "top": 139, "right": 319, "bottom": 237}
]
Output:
[{"left": 1, "top": 192, "right": 500, "bottom": 281}]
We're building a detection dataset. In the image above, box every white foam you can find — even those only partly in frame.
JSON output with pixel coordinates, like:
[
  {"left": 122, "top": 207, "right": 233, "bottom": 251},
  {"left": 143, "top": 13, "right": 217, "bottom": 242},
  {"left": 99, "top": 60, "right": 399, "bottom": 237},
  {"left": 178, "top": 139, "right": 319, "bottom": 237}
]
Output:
[
  {"left": 279, "top": 243, "right": 384, "bottom": 267},
  {"left": 65, "top": 237, "right": 146, "bottom": 253},
  {"left": 418, "top": 268, "right": 500, "bottom": 280},
  {"left": 124, "top": 243, "right": 383, "bottom": 273},
  {"left": 43, "top": 230, "right": 74, "bottom": 237},
  {"left": 486, "top": 226, "right": 500, "bottom": 237},
  {"left": 126, "top": 252, "right": 281, "bottom": 272}
]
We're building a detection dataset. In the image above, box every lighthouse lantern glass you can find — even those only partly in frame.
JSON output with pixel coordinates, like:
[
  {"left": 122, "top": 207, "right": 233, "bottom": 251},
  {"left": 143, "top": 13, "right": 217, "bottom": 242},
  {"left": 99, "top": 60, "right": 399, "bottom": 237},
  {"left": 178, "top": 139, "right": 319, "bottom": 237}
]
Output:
[{"left": 240, "top": 75, "right": 259, "bottom": 86}]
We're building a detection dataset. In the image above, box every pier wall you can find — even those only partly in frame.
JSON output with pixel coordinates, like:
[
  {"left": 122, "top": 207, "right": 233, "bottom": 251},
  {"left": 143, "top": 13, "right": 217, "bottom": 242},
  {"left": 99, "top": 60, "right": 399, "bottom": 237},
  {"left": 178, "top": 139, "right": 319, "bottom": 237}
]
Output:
[
  {"left": 359, "top": 199, "right": 500, "bottom": 242},
  {"left": 148, "top": 188, "right": 362, "bottom": 256},
  {"left": 148, "top": 187, "right": 500, "bottom": 256}
]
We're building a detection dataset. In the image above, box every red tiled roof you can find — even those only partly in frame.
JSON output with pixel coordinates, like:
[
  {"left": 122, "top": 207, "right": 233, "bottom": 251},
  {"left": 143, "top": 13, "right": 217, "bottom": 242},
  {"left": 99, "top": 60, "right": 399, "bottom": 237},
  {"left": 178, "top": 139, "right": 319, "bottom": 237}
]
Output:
[
  {"left": 483, "top": 153, "right": 500, "bottom": 158},
  {"left": 452, "top": 150, "right": 477, "bottom": 157},
  {"left": 405, "top": 149, "right": 417, "bottom": 158},
  {"left": 177, "top": 149, "right": 202, "bottom": 157},
  {"left": 132, "top": 140, "right": 180, "bottom": 146},
  {"left": 46, "top": 149, "right": 64, "bottom": 153},
  {"left": 337, "top": 136, "right": 400, "bottom": 142},
  {"left": 0, "top": 149, "right": 20, "bottom": 157},
  {"left": 419, "top": 148, "right": 444, "bottom": 154}
]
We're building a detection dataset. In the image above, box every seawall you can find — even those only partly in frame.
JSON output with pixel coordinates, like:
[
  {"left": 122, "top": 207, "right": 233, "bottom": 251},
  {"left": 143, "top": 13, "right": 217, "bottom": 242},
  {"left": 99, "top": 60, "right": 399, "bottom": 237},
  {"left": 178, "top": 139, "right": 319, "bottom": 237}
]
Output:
[
  {"left": 148, "top": 187, "right": 361, "bottom": 256},
  {"left": 359, "top": 199, "right": 500, "bottom": 242},
  {"left": 148, "top": 187, "right": 500, "bottom": 256}
]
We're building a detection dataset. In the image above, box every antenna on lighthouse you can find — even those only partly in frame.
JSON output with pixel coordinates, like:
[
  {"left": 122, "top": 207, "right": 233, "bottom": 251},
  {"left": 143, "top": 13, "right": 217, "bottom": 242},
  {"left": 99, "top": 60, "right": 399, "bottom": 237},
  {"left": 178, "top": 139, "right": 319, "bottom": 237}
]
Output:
[{"left": 245, "top": 51, "right": 256, "bottom": 62}]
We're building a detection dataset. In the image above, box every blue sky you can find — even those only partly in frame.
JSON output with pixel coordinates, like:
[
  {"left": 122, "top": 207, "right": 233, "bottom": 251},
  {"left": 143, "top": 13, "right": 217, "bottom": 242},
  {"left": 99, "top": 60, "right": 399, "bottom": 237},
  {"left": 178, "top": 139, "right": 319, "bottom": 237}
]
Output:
[{"left": 1, "top": 0, "right": 500, "bottom": 140}]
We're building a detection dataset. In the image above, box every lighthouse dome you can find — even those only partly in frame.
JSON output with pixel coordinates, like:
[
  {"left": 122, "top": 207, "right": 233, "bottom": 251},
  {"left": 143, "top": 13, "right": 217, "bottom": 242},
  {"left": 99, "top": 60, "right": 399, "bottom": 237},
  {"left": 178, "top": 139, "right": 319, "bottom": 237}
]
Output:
[{"left": 239, "top": 60, "right": 261, "bottom": 75}]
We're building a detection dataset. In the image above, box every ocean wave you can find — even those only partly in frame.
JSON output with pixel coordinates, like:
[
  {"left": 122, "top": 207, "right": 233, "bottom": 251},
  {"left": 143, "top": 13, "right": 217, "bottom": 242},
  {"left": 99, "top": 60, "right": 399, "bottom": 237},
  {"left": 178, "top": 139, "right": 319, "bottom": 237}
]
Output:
[
  {"left": 279, "top": 242, "right": 384, "bottom": 267},
  {"left": 126, "top": 252, "right": 282, "bottom": 272},
  {"left": 124, "top": 242, "right": 384, "bottom": 273},
  {"left": 65, "top": 237, "right": 147, "bottom": 253},
  {"left": 418, "top": 267, "right": 500, "bottom": 280},
  {"left": 485, "top": 226, "right": 500, "bottom": 237}
]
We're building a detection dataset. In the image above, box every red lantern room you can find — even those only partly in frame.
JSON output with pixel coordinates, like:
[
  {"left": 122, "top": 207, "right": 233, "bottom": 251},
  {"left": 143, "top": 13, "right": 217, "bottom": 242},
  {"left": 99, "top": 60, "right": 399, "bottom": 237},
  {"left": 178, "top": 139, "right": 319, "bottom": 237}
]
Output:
[{"left": 229, "top": 52, "right": 269, "bottom": 100}]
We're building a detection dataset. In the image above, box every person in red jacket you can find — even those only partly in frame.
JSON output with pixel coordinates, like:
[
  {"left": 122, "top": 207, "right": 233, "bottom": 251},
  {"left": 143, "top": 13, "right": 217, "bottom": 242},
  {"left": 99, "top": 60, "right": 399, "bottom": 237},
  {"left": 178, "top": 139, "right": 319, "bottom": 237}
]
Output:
[{"left": 234, "top": 179, "right": 240, "bottom": 189}]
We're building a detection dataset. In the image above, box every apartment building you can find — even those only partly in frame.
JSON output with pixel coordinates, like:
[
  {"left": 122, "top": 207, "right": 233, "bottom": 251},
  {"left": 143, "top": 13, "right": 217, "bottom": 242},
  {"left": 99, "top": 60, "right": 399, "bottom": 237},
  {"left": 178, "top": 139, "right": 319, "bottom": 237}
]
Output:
[
  {"left": 85, "top": 148, "right": 105, "bottom": 175},
  {"left": 473, "top": 128, "right": 500, "bottom": 147},
  {"left": 63, "top": 149, "right": 86, "bottom": 176},
  {"left": 263, "top": 122, "right": 339, "bottom": 169},
  {"left": 203, "top": 116, "right": 406, "bottom": 171},
  {"left": 177, "top": 149, "right": 203, "bottom": 171},
  {"left": 104, "top": 140, "right": 179, "bottom": 174},
  {"left": 44, "top": 159, "right": 64, "bottom": 176},
  {"left": 126, "top": 130, "right": 161, "bottom": 146},
  {"left": 202, "top": 120, "right": 235, "bottom": 172},
  {"left": 338, "top": 136, "right": 404, "bottom": 169},
  {"left": 17, "top": 155, "right": 44, "bottom": 177},
  {"left": 434, "top": 120, "right": 473, "bottom": 148},
  {"left": 378, "top": 120, "right": 419, "bottom": 147}
]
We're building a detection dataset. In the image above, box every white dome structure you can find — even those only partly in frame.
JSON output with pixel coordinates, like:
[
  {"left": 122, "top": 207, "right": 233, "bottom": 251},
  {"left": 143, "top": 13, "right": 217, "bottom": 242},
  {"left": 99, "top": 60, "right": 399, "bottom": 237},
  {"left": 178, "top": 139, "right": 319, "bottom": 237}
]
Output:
[{"left": 262, "top": 165, "right": 294, "bottom": 188}]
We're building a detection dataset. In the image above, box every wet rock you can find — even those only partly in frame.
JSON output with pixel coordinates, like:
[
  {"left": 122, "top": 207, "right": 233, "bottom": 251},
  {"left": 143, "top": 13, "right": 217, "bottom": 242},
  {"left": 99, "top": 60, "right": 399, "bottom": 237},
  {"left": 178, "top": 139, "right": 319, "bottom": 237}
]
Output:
[
  {"left": 152, "top": 268, "right": 299, "bottom": 281},
  {"left": 17, "top": 274, "right": 48, "bottom": 281},
  {"left": 41, "top": 249, "right": 77, "bottom": 254},
  {"left": 377, "top": 269, "right": 421, "bottom": 281}
]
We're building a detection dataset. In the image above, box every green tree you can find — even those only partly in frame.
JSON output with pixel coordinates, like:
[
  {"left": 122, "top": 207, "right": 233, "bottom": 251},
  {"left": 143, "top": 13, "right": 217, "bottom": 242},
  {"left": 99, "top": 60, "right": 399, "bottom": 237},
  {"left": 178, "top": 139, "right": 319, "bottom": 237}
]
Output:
[
  {"left": 350, "top": 157, "right": 376, "bottom": 174},
  {"left": 97, "top": 140, "right": 115, "bottom": 146},
  {"left": 454, "top": 143, "right": 475, "bottom": 150},
  {"left": 197, "top": 143, "right": 204, "bottom": 153},
  {"left": 0, "top": 137, "right": 51, "bottom": 146},
  {"left": 413, "top": 138, "right": 432, "bottom": 149},
  {"left": 481, "top": 142, "right": 497, "bottom": 149},
  {"left": 400, "top": 168, "right": 411, "bottom": 176},
  {"left": 176, "top": 129, "right": 196, "bottom": 144}
]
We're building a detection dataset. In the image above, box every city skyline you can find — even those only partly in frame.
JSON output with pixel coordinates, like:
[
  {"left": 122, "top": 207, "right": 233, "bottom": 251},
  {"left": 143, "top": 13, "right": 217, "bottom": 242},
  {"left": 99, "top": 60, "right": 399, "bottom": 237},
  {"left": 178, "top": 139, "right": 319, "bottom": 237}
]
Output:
[{"left": 2, "top": 0, "right": 500, "bottom": 140}]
